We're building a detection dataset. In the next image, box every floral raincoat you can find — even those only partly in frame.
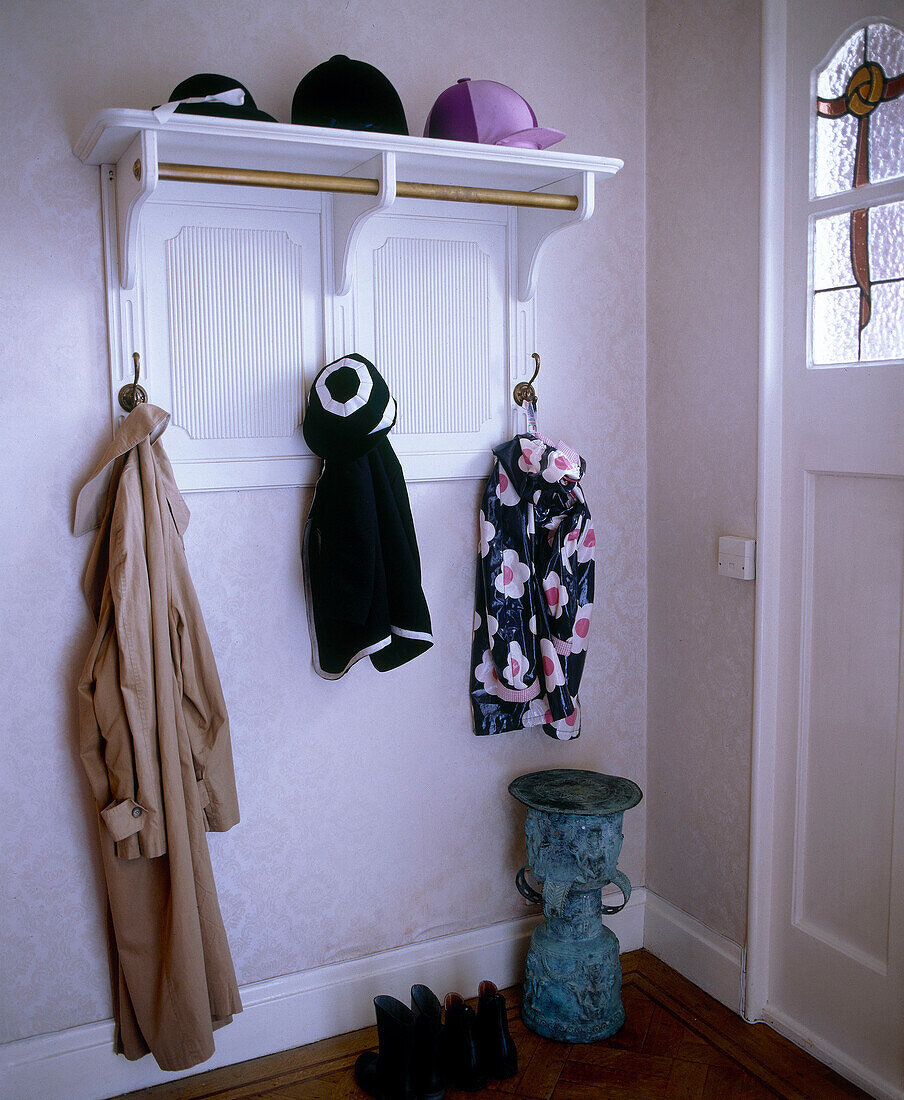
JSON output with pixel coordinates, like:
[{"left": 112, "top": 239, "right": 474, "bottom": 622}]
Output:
[{"left": 471, "top": 434, "right": 595, "bottom": 739}]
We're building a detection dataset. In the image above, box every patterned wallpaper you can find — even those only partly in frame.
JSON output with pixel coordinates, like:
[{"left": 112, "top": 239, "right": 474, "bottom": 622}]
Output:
[
  {"left": 0, "top": 0, "right": 647, "bottom": 1045},
  {"left": 645, "top": 0, "right": 761, "bottom": 946}
]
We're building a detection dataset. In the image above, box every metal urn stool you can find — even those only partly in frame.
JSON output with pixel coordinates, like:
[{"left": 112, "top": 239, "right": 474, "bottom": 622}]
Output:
[{"left": 509, "top": 768, "right": 643, "bottom": 1043}]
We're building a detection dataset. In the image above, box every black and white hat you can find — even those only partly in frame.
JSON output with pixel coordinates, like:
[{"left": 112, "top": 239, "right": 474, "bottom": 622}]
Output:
[
  {"left": 157, "top": 73, "right": 277, "bottom": 123},
  {"left": 303, "top": 354, "right": 397, "bottom": 461}
]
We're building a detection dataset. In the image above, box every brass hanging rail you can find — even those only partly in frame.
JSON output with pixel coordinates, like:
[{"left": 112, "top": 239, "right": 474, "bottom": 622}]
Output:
[{"left": 156, "top": 161, "right": 580, "bottom": 211}]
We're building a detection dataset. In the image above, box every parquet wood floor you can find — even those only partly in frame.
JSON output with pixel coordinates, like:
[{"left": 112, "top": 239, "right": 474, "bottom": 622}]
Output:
[{"left": 122, "top": 950, "right": 869, "bottom": 1100}]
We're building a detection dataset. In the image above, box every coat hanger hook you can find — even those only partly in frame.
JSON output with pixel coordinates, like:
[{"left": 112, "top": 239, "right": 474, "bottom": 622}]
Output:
[
  {"left": 118, "top": 352, "right": 148, "bottom": 412},
  {"left": 513, "top": 352, "right": 541, "bottom": 407}
]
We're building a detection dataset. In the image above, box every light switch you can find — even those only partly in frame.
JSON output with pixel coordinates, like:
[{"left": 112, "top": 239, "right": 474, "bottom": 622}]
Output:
[{"left": 718, "top": 536, "right": 756, "bottom": 580}]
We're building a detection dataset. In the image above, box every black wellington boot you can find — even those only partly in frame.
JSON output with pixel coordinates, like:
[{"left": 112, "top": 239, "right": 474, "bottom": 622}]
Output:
[
  {"left": 354, "top": 995, "right": 418, "bottom": 1100},
  {"left": 410, "top": 984, "right": 446, "bottom": 1100},
  {"left": 477, "top": 980, "right": 517, "bottom": 1079},
  {"left": 442, "top": 992, "right": 488, "bottom": 1092}
]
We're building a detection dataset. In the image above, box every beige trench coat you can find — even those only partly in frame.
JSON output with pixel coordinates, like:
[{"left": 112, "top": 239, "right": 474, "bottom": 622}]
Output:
[{"left": 75, "top": 404, "right": 241, "bottom": 1071}]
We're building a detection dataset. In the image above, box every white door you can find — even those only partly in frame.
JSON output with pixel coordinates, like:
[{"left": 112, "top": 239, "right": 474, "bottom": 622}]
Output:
[{"left": 750, "top": 3, "right": 904, "bottom": 1097}]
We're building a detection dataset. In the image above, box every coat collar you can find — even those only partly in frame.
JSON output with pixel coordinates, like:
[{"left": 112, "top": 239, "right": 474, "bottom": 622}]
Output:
[{"left": 74, "top": 405, "right": 180, "bottom": 536}]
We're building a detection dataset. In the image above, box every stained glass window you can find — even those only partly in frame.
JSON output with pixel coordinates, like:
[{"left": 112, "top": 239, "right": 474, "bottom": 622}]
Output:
[
  {"left": 813, "top": 200, "right": 904, "bottom": 364},
  {"left": 815, "top": 23, "right": 904, "bottom": 197},
  {"left": 811, "top": 22, "right": 904, "bottom": 366}
]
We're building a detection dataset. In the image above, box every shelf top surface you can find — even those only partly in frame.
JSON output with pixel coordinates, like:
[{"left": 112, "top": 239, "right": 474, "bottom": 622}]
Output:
[{"left": 74, "top": 109, "right": 623, "bottom": 192}]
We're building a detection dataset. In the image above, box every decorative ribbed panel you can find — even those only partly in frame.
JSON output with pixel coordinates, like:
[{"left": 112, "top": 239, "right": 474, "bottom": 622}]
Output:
[
  {"left": 165, "top": 226, "right": 305, "bottom": 439},
  {"left": 373, "top": 238, "right": 491, "bottom": 434}
]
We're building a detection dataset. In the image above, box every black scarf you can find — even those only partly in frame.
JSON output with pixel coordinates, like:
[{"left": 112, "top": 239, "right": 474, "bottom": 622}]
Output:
[{"left": 302, "top": 354, "right": 433, "bottom": 678}]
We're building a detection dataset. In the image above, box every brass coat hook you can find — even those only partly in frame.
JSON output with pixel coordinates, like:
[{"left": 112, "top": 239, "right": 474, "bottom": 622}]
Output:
[
  {"left": 513, "top": 352, "right": 541, "bottom": 407},
  {"left": 118, "top": 352, "right": 148, "bottom": 412}
]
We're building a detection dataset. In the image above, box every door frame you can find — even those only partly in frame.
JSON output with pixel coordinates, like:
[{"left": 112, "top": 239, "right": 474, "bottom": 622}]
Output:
[{"left": 745, "top": 0, "right": 787, "bottom": 1027}]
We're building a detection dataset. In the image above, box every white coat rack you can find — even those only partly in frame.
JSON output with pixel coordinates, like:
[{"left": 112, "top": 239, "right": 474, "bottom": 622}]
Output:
[{"left": 74, "top": 110, "right": 622, "bottom": 490}]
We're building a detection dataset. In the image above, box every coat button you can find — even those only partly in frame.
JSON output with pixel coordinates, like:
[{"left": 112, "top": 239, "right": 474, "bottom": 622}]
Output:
[{"left": 131, "top": 806, "right": 143, "bottom": 818}]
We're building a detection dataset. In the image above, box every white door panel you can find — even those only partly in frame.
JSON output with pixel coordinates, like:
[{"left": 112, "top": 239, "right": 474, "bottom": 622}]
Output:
[{"left": 754, "top": 2, "right": 904, "bottom": 1095}]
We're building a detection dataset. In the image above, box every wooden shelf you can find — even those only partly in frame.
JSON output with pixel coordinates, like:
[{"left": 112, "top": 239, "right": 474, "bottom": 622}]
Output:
[
  {"left": 75, "top": 108, "right": 621, "bottom": 192},
  {"left": 74, "top": 109, "right": 622, "bottom": 299}
]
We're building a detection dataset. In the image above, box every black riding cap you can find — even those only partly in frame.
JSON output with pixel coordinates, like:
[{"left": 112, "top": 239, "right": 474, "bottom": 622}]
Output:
[{"left": 292, "top": 55, "right": 408, "bottom": 135}]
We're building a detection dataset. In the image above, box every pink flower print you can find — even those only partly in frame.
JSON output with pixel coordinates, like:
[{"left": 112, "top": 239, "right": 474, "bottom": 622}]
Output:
[
  {"left": 542, "top": 571, "right": 569, "bottom": 619},
  {"left": 542, "top": 448, "right": 579, "bottom": 483},
  {"left": 561, "top": 525, "right": 581, "bottom": 571},
  {"left": 545, "top": 704, "right": 580, "bottom": 740},
  {"left": 571, "top": 603, "right": 593, "bottom": 653},
  {"left": 552, "top": 705, "right": 580, "bottom": 740},
  {"left": 539, "top": 638, "right": 566, "bottom": 689},
  {"left": 503, "top": 640, "right": 529, "bottom": 690},
  {"left": 518, "top": 437, "right": 545, "bottom": 474},
  {"left": 495, "top": 468, "right": 521, "bottom": 506},
  {"left": 473, "top": 610, "right": 481, "bottom": 632},
  {"left": 494, "top": 548, "right": 531, "bottom": 599},
  {"left": 577, "top": 524, "right": 596, "bottom": 563},
  {"left": 474, "top": 649, "right": 500, "bottom": 697},
  {"left": 478, "top": 509, "right": 495, "bottom": 558}
]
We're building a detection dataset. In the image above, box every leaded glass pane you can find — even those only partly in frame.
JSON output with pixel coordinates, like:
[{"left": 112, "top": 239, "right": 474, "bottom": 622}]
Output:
[
  {"left": 813, "top": 288, "right": 860, "bottom": 364},
  {"left": 811, "top": 199, "right": 904, "bottom": 365},
  {"left": 869, "top": 200, "right": 904, "bottom": 281},
  {"left": 861, "top": 283, "right": 904, "bottom": 360},
  {"left": 813, "top": 212, "right": 854, "bottom": 290},
  {"left": 815, "top": 114, "right": 858, "bottom": 196},
  {"left": 816, "top": 28, "right": 865, "bottom": 98},
  {"left": 870, "top": 22, "right": 904, "bottom": 77},
  {"left": 871, "top": 97, "right": 904, "bottom": 186},
  {"left": 814, "top": 22, "right": 904, "bottom": 197}
]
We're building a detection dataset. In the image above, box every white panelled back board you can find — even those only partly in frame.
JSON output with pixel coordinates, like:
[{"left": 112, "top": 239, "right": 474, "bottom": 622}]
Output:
[
  {"left": 139, "top": 186, "right": 324, "bottom": 489},
  {"left": 81, "top": 112, "right": 622, "bottom": 491},
  {"left": 350, "top": 201, "right": 511, "bottom": 480},
  {"left": 106, "top": 177, "right": 527, "bottom": 490}
]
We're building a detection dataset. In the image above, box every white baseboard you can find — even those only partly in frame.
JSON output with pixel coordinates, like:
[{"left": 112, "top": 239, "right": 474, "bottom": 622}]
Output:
[
  {"left": 0, "top": 887, "right": 645, "bottom": 1100},
  {"left": 762, "top": 1005, "right": 904, "bottom": 1100},
  {"left": 16, "top": 884, "right": 891, "bottom": 1100},
  {"left": 642, "top": 890, "right": 744, "bottom": 1013},
  {"left": 642, "top": 893, "right": 904, "bottom": 1098}
]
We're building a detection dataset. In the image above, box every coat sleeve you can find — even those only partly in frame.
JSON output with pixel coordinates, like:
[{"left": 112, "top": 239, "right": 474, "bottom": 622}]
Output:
[
  {"left": 78, "top": 590, "right": 144, "bottom": 856},
  {"left": 78, "top": 460, "right": 167, "bottom": 859},
  {"left": 170, "top": 590, "right": 239, "bottom": 834},
  {"left": 476, "top": 466, "right": 545, "bottom": 704},
  {"left": 532, "top": 511, "right": 584, "bottom": 726}
]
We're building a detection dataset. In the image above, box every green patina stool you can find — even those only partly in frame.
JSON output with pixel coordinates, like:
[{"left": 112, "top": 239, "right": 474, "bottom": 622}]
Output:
[{"left": 509, "top": 768, "right": 643, "bottom": 1043}]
